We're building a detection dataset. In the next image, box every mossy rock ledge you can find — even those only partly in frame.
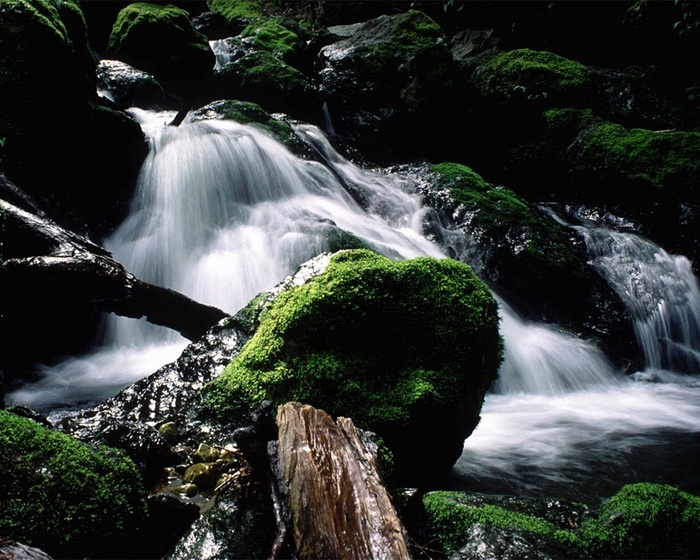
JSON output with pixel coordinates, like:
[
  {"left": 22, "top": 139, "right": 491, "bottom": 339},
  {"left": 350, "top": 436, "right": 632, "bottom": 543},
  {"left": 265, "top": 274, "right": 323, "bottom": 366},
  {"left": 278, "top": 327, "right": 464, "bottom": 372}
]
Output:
[
  {"left": 421, "top": 483, "right": 700, "bottom": 559},
  {"left": 0, "top": 409, "right": 148, "bottom": 559},
  {"left": 202, "top": 248, "right": 503, "bottom": 487}
]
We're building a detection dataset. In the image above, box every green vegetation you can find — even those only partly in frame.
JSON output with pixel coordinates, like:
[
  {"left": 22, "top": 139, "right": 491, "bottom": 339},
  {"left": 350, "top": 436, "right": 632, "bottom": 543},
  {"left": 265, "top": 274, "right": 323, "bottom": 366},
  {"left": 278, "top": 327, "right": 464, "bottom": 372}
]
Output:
[
  {"left": 220, "top": 50, "right": 308, "bottom": 92},
  {"left": 472, "top": 48, "right": 590, "bottom": 103},
  {"left": 107, "top": 2, "right": 211, "bottom": 68},
  {"left": 202, "top": 249, "right": 501, "bottom": 429},
  {"left": 207, "top": 0, "right": 264, "bottom": 21},
  {"left": 0, "top": 409, "right": 148, "bottom": 559},
  {"left": 240, "top": 18, "right": 300, "bottom": 60},
  {"left": 430, "top": 162, "right": 579, "bottom": 271},
  {"left": 423, "top": 484, "right": 700, "bottom": 559},
  {"left": 578, "top": 122, "right": 700, "bottom": 201},
  {"left": 339, "top": 9, "right": 452, "bottom": 88},
  {"left": 580, "top": 483, "right": 700, "bottom": 559},
  {"left": 423, "top": 491, "right": 580, "bottom": 553}
]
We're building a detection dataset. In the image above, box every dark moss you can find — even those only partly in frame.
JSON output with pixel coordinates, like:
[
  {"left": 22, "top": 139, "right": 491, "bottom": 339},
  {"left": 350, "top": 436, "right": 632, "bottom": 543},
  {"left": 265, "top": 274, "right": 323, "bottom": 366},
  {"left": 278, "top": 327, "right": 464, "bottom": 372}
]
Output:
[
  {"left": 108, "top": 2, "right": 208, "bottom": 51},
  {"left": 580, "top": 483, "right": 700, "bottom": 559},
  {"left": 106, "top": 2, "right": 213, "bottom": 92},
  {"left": 430, "top": 162, "right": 580, "bottom": 272},
  {"left": 0, "top": 409, "right": 148, "bottom": 559},
  {"left": 472, "top": 48, "right": 590, "bottom": 104},
  {"left": 422, "top": 490, "right": 582, "bottom": 554},
  {"left": 577, "top": 122, "right": 700, "bottom": 202},
  {"left": 206, "top": 0, "right": 264, "bottom": 21},
  {"left": 220, "top": 50, "right": 307, "bottom": 90},
  {"left": 346, "top": 9, "right": 452, "bottom": 88}
]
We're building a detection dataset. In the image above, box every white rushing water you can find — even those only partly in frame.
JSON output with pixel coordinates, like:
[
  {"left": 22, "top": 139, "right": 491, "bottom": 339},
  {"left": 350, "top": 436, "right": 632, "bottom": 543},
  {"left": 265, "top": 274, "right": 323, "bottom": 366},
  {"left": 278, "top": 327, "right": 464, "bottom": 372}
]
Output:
[
  {"left": 7, "top": 112, "right": 700, "bottom": 502},
  {"left": 452, "top": 211, "right": 700, "bottom": 501}
]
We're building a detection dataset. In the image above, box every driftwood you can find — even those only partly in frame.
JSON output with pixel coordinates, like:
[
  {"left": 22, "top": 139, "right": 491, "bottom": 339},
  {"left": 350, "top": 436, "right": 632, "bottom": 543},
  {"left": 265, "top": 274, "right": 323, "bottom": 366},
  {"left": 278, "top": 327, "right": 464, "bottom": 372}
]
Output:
[
  {"left": 1, "top": 198, "right": 227, "bottom": 341},
  {"left": 276, "top": 402, "right": 412, "bottom": 560}
]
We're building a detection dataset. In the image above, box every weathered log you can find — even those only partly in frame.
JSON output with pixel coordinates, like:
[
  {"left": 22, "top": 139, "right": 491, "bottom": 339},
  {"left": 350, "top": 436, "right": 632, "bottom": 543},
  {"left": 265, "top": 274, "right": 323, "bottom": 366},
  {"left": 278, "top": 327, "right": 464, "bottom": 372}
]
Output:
[
  {"left": 276, "top": 401, "right": 412, "bottom": 560},
  {"left": 1, "top": 198, "right": 227, "bottom": 341}
]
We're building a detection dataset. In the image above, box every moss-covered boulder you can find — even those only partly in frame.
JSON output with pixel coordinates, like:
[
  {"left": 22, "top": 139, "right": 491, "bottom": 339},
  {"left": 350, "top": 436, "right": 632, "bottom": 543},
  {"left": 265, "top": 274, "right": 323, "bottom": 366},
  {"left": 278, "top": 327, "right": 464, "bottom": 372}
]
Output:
[
  {"left": 317, "top": 9, "right": 457, "bottom": 163},
  {"left": 0, "top": 0, "right": 147, "bottom": 237},
  {"left": 106, "top": 2, "right": 215, "bottom": 99},
  {"left": 0, "top": 409, "right": 148, "bottom": 559},
  {"left": 579, "top": 483, "right": 700, "bottom": 559},
  {"left": 420, "top": 490, "right": 587, "bottom": 558},
  {"left": 532, "top": 108, "right": 700, "bottom": 270},
  {"left": 187, "top": 99, "right": 313, "bottom": 155},
  {"left": 423, "top": 162, "right": 636, "bottom": 366},
  {"left": 202, "top": 249, "right": 502, "bottom": 486},
  {"left": 471, "top": 48, "right": 592, "bottom": 107},
  {"left": 420, "top": 484, "right": 700, "bottom": 559},
  {"left": 212, "top": 50, "right": 317, "bottom": 117},
  {"left": 570, "top": 120, "right": 700, "bottom": 205}
]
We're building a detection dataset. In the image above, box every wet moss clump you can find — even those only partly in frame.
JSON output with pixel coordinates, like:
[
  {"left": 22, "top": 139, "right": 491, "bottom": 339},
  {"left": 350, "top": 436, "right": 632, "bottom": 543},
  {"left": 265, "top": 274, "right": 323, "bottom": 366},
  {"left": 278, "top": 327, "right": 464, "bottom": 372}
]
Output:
[
  {"left": 206, "top": 0, "right": 264, "bottom": 21},
  {"left": 202, "top": 248, "right": 502, "bottom": 484},
  {"left": 0, "top": 409, "right": 148, "bottom": 559},
  {"left": 576, "top": 122, "right": 700, "bottom": 202},
  {"left": 422, "top": 491, "right": 582, "bottom": 554},
  {"left": 579, "top": 483, "right": 700, "bottom": 559},
  {"left": 108, "top": 2, "right": 209, "bottom": 53},
  {"left": 430, "top": 162, "right": 579, "bottom": 272},
  {"left": 472, "top": 48, "right": 590, "bottom": 104},
  {"left": 240, "top": 17, "right": 300, "bottom": 61}
]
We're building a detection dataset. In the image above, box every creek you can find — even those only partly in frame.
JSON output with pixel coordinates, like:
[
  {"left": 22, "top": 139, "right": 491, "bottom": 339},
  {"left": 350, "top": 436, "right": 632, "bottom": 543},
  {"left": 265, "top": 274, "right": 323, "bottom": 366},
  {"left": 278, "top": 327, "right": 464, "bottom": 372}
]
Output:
[{"left": 7, "top": 109, "right": 700, "bottom": 505}]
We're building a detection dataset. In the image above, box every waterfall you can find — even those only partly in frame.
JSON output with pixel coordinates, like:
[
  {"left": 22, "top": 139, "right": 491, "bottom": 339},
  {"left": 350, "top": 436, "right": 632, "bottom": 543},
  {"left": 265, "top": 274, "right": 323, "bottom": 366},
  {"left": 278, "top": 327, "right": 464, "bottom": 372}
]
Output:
[
  {"left": 6, "top": 113, "right": 700, "bottom": 503},
  {"left": 493, "top": 299, "right": 621, "bottom": 395},
  {"left": 574, "top": 224, "right": 700, "bottom": 375},
  {"left": 452, "top": 207, "right": 700, "bottom": 500},
  {"left": 6, "top": 110, "right": 443, "bottom": 410}
]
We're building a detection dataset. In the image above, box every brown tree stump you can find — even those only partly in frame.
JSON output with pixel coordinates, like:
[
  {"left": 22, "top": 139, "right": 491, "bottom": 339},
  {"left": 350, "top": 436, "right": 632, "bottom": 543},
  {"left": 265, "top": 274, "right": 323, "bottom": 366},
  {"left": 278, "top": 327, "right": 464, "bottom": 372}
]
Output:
[{"left": 276, "top": 401, "right": 411, "bottom": 560}]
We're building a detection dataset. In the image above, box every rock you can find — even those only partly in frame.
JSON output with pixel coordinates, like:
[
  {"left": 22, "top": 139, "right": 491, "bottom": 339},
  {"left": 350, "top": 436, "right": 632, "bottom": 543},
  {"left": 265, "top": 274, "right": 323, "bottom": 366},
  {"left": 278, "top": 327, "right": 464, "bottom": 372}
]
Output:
[
  {"left": 0, "top": 540, "right": 54, "bottom": 560},
  {"left": 203, "top": 249, "right": 502, "bottom": 487}
]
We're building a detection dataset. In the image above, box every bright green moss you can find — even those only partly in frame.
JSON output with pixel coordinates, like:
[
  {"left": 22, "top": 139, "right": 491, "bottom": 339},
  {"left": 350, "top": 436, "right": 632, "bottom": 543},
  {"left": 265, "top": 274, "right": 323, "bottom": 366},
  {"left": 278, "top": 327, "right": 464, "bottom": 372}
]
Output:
[
  {"left": 579, "top": 122, "right": 700, "bottom": 200},
  {"left": 423, "top": 491, "right": 580, "bottom": 553},
  {"left": 202, "top": 249, "right": 501, "bottom": 429},
  {"left": 580, "top": 483, "right": 700, "bottom": 559},
  {"left": 207, "top": 0, "right": 263, "bottom": 21},
  {"left": 473, "top": 48, "right": 590, "bottom": 102},
  {"left": 241, "top": 18, "right": 299, "bottom": 60},
  {"left": 431, "top": 162, "right": 490, "bottom": 193},
  {"left": 0, "top": 409, "right": 148, "bottom": 559}
]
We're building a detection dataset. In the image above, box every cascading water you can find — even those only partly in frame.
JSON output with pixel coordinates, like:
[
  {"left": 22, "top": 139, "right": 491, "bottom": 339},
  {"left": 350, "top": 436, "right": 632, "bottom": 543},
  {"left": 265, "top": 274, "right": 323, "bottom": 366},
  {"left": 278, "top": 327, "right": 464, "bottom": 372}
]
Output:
[
  {"left": 575, "top": 220, "right": 700, "bottom": 375},
  {"left": 6, "top": 112, "right": 700, "bottom": 504},
  {"left": 6, "top": 110, "right": 443, "bottom": 411},
  {"left": 451, "top": 206, "right": 700, "bottom": 501}
]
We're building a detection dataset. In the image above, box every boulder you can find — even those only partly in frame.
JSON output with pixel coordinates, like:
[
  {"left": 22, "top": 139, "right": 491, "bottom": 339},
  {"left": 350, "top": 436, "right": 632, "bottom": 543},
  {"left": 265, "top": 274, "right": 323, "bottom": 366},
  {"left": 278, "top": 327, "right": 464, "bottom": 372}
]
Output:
[
  {"left": 203, "top": 248, "right": 503, "bottom": 487},
  {"left": 105, "top": 2, "right": 215, "bottom": 104},
  {"left": 0, "top": 0, "right": 147, "bottom": 237},
  {"left": 317, "top": 9, "right": 458, "bottom": 163}
]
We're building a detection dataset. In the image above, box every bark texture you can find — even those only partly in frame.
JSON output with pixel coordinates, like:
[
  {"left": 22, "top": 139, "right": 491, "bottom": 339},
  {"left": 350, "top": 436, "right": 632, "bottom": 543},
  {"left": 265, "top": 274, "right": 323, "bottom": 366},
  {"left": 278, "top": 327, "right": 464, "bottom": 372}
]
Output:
[{"left": 276, "top": 401, "right": 411, "bottom": 560}]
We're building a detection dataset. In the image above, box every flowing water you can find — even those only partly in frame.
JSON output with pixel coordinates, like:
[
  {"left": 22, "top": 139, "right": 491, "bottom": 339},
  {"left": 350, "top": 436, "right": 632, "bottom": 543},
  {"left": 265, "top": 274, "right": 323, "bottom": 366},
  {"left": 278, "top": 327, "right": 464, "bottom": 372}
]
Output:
[{"left": 7, "top": 112, "right": 700, "bottom": 504}]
